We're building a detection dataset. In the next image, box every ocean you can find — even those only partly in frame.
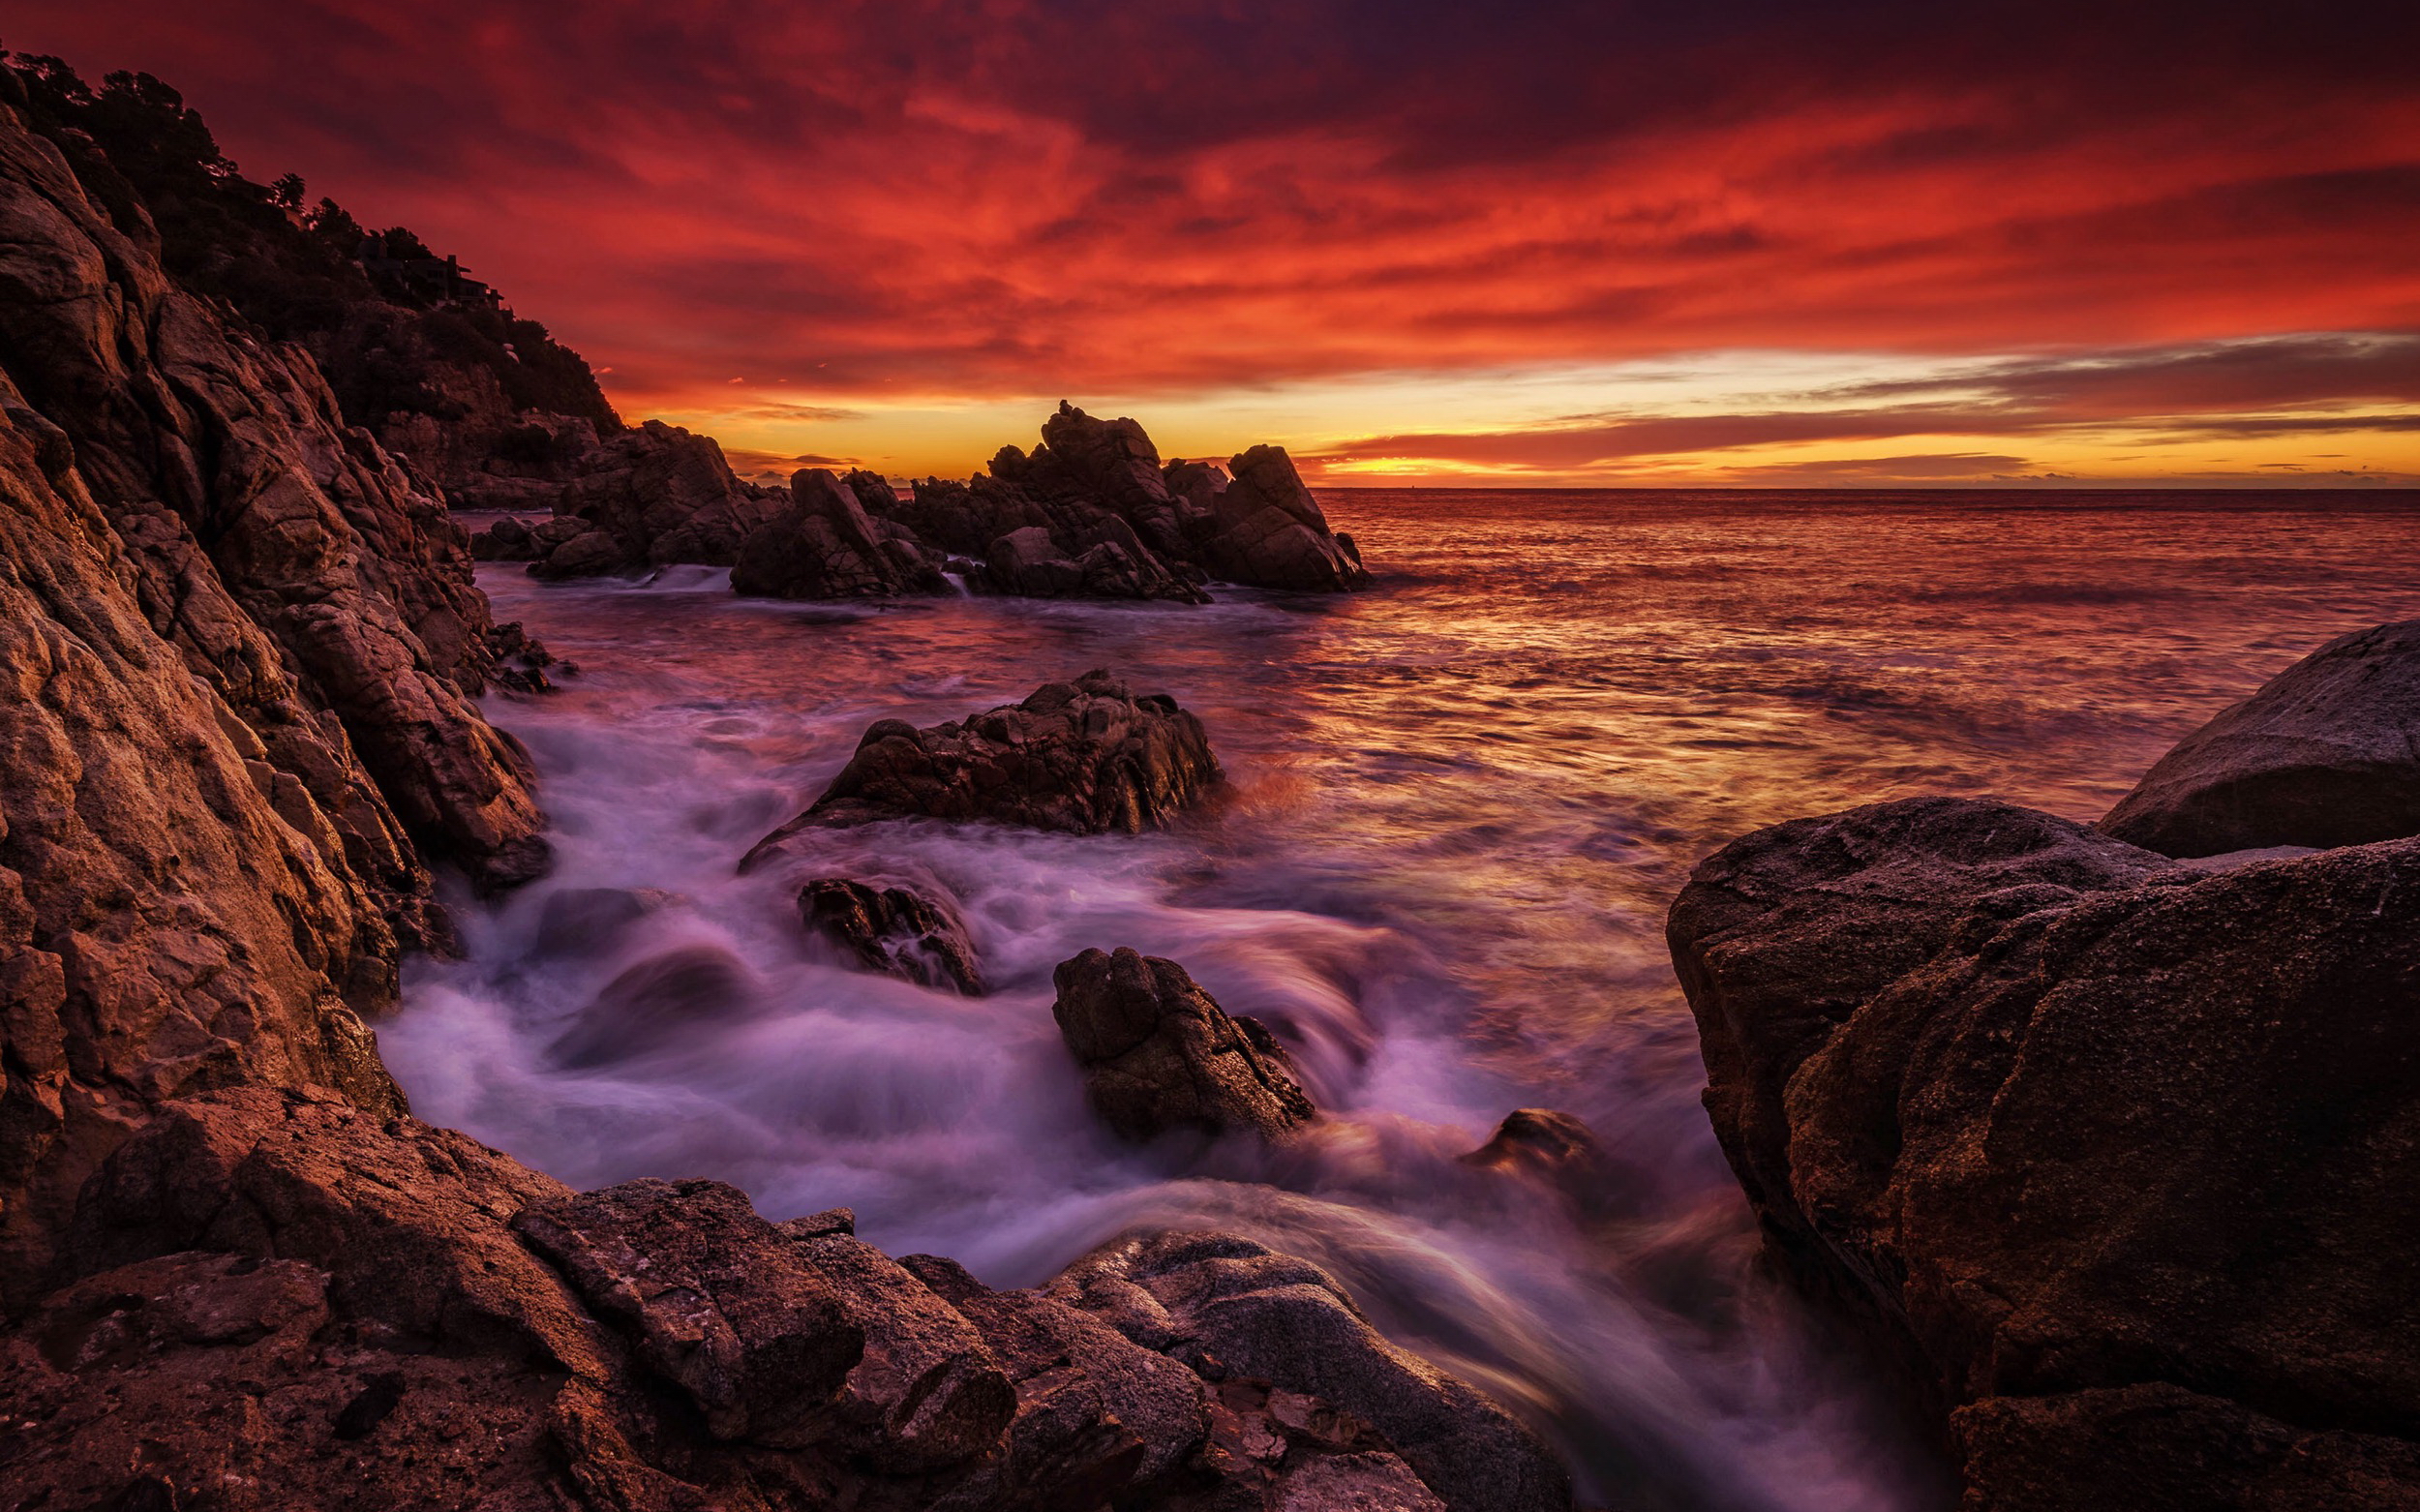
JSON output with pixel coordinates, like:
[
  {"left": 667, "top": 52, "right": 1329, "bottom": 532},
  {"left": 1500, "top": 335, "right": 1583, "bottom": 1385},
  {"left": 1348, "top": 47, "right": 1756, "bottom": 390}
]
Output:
[{"left": 388, "top": 488, "right": 2420, "bottom": 1510}]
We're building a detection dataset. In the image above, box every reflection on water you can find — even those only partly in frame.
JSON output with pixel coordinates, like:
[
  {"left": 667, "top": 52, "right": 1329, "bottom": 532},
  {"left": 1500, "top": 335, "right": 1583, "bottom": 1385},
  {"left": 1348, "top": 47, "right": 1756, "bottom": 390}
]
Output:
[{"left": 388, "top": 489, "right": 2420, "bottom": 1511}]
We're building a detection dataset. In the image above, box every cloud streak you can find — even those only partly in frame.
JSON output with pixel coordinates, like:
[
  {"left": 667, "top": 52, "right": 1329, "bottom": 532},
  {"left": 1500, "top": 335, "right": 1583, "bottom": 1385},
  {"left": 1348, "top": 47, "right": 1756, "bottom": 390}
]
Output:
[{"left": 12, "top": 2, "right": 2419, "bottom": 480}]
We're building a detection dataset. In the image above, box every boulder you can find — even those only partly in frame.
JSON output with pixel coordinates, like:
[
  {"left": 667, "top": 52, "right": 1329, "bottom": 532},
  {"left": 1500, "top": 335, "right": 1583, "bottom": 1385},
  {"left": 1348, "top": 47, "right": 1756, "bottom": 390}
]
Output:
[
  {"left": 1458, "top": 1109, "right": 1634, "bottom": 1219},
  {"left": 545, "top": 943, "right": 758, "bottom": 1069},
  {"left": 743, "top": 671, "right": 1222, "bottom": 862},
  {"left": 732, "top": 468, "right": 949, "bottom": 599},
  {"left": 2102, "top": 619, "right": 2420, "bottom": 856},
  {"left": 1669, "top": 797, "right": 2420, "bottom": 1510},
  {"left": 800, "top": 878, "right": 983, "bottom": 994},
  {"left": 1051, "top": 1231, "right": 1571, "bottom": 1512},
  {"left": 469, "top": 514, "right": 538, "bottom": 560},
  {"left": 530, "top": 418, "right": 787, "bottom": 575},
  {"left": 1049, "top": 947, "right": 1316, "bottom": 1144}
]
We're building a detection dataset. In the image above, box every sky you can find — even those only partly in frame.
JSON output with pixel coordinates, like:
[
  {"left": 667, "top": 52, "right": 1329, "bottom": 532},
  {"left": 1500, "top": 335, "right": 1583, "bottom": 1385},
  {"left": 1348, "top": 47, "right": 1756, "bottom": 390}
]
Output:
[{"left": 12, "top": 1, "right": 2420, "bottom": 486}]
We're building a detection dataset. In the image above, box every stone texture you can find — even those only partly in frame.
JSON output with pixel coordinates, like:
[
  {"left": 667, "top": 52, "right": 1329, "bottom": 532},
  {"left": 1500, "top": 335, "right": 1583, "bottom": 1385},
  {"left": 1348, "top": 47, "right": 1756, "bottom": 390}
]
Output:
[
  {"left": 800, "top": 877, "right": 983, "bottom": 994},
  {"left": 1194, "top": 444, "right": 1369, "bottom": 591},
  {"left": 1051, "top": 948, "right": 1316, "bottom": 1144},
  {"left": 2102, "top": 619, "right": 2420, "bottom": 856},
  {"left": 1051, "top": 1231, "right": 1572, "bottom": 1512},
  {"left": 744, "top": 671, "right": 1222, "bottom": 864},
  {"left": 1670, "top": 795, "right": 2420, "bottom": 1511},
  {"left": 0, "top": 99, "right": 549, "bottom": 907}
]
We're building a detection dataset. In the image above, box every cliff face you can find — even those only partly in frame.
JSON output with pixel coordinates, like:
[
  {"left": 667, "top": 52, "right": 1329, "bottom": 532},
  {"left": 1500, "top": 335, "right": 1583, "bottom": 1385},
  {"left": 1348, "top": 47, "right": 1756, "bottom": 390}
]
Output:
[{"left": 0, "top": 85, "right": 547, "bottom": 1300}]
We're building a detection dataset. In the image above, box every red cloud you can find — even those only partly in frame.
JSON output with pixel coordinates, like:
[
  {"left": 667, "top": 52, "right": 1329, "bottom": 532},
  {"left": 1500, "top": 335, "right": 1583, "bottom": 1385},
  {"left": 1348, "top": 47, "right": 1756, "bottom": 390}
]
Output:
[{"left": 13, "top": 1, "right": 2418, "bottom": 472}]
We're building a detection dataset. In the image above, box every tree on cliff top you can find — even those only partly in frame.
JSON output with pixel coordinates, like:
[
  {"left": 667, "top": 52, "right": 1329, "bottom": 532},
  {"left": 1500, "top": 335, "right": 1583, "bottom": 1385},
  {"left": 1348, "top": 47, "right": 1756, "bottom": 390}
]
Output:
[{"left": 0, "top": 49, "right": 620, "bottom": 435}]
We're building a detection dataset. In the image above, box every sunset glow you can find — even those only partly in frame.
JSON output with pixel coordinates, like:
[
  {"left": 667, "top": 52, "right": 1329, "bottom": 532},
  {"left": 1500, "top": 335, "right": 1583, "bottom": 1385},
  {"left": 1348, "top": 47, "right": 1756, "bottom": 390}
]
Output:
[{"left": 15, "top": 0, "right": 2417, "bottom": 484}]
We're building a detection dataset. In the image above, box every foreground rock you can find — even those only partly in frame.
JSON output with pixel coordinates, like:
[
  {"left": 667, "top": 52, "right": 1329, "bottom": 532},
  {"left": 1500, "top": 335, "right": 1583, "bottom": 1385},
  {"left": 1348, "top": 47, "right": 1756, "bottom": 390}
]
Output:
[
  {"left": 745, "top": 671, "right": 1221, "bottom": 864},
  {"left": 3, "top": 1088, "right": 1547, "bottom": 1511},
  {"left": 1052, "top": 948, "right": 1316, "bottom": 1143},
  {"left": 1669, "top": 796, "right": 2420, "bottom": 1510},
  {"left": 2102, "top": 619, "right": 2420, "bottom": 856},
  {"left": 801, "top": 878, "right": 983, "bottom": 993},
  {"left": 1052, "top": 1232, "right": 1571, "bottom": 1512}
]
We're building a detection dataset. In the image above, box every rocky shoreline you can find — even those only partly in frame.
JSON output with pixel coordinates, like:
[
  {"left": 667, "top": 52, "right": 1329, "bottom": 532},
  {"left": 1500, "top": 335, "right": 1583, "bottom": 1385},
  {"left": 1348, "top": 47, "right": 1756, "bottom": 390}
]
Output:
[{"left": 4, "top": 47, "right": 2416, "bottom": 1512}]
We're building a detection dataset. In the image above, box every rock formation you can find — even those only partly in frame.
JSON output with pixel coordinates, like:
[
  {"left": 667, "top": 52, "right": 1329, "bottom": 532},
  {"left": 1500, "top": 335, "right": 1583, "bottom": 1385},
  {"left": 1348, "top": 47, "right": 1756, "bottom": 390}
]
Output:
[
  {"left": 1670, "top": 794, "right": 2420, "bottom": 1510},
  {"left": 800, "top": 878, "right": 983, "bottom": 994},
  {"left": 2102, "top": 618, "right": 2420, "bottom": 855},
  {"left": 731, "top": 468, "right": 949, "bottom": 599},
  {"left": 901, "top": 403, "right": 1368, "bottom": 598},
  {"left": 1051, "top": 948, "right": 1316, "bottom": 1144},
  {"left": 0, "top": 77, "right": 555, "bottom": 1295},
  {"left": 1051, "top": 1231, "right": 1571, "bottom": 1512},
  {"left": 744, "top": 671, "right": 1222, "bottom": 865},
  {"left": 4, "top": 1089, "right": 1558, "bottom": 1511}
]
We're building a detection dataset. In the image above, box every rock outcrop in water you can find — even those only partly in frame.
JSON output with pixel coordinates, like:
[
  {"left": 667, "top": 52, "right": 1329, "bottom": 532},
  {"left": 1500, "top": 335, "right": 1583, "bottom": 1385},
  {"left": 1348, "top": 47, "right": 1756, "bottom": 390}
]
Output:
[
  {"left": 800, "top": 877, "right": 983, "bottom": 994},
  {"left": 744, "top": 671, "right": 1222, "bottom": 866},
  {"left": 731, "top": 467, "right": 951, "bottom": 600},
  {"left": 904, "top": 403, "right": 1367, "bottom": 597},
  {"left": 471, "top": 402, "right": 1368, "bottom": 602},
  {"left": 2101, "top": 618, "right": 2420, "bottom": 856},
  {"left": 1669, "top": 793, "right": 2420, "bottom": 1510},
  {"left": 1051, "top": 948, "right": 1316, "bottom": 1143}
]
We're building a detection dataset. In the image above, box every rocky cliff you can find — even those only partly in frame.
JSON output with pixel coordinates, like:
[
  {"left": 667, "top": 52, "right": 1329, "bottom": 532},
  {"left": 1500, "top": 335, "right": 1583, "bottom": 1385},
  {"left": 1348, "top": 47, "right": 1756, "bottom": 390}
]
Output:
[{"left": 0, "top": 65, "right": 1560, "bottom": 1512}]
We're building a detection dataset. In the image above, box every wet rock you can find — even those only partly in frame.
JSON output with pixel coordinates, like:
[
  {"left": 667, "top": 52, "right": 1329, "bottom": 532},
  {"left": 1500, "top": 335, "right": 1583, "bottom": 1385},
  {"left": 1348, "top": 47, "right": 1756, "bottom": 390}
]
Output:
[
  {"left": 546, "top": 943, "right": 756, "bottom": 1069},
  {"left": 1050, "top": 948, "right": 1316, "bottom": 1144},
  {"left": 1051, "top": 1231, "right": 1572, "bottom": 1512},
  {"left": 800, "top": 878, "right": 983, "bottom": 994},
  {"left": 513, "top": 1178, "right": 865, "bottom": 1446},
  {"left": 2102, "top": 618, "right": 2420, "bottom": 855},
  {"left": 1459, "top": 1109, "right": 1633, "bottom": 1218},
  {"left": 732, "top": 467, "right": 950, "bottom": 599},
  {"left": 1670, "top": 797, "right": 2420, "bottom": 1510},
  {"left": 531, "top": 885, "right": 681, "bottom": 958},
  {"left": 744, "top": 672, "right": 1222, "bottom": 862},
  {"left": 525, "top": 418, "right": 787, "bottom": 576},
  {"left": 529, "top": 526, "right": 628, "bottom": 579}
]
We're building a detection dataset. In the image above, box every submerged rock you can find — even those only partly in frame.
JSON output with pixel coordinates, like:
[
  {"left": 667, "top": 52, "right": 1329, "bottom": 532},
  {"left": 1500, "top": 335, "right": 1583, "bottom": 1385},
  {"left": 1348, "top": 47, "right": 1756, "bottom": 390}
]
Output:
[
  {"left": 1051, "top": 947, "right": 1316, "bottom": 1144},
  {"left": 743, "top": 671, "right": 1221, "bottom": 864},
  {"left": 1670, "top": 796, "right": 2420, "bottom": 1510},
  {"left": 2102, "top": 618, "right": 2420, "bottom": 856},
  {"left": 800, "top": 878, "right": 983, "bottom": 994}
]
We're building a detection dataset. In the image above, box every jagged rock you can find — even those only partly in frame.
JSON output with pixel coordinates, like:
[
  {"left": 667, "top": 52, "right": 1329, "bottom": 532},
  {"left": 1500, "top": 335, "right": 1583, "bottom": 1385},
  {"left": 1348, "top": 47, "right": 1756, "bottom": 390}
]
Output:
[
  {"left": 1051, "top": 1232, "right": 1572, "bottom": 1512},
  {"left": 800, "top": 878, "right": 983, "bottom": 994},
  {"left": 469, "top": 513, "right": 537, "bottom": 559},
  {"left": 744, "top": 672, "right": 1221, "bottom": 862},
  {"left": 0, "top": 93, "right": 548, "bottom": 911},
  {"left": 0, "top": 363, "right": 408, "bottom": 1300},
  {"left": 517, "top": 418, "right": 785, "bottom": 577},
  {"left": 1194, "top": 444, "right": 1369, "bottom": 591},
  {"left": 1050, "top": 948, "right": 1316, "bottom": 1143},
  {"left": 1670, "top": 796, "right": 2420, "bottom": 1511},
  {"left": 732, "top": 467, "right": 949, "bottom": 599},
  {"left": 2102, "top": 619, "right": 2420, "bottom": 856}
]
